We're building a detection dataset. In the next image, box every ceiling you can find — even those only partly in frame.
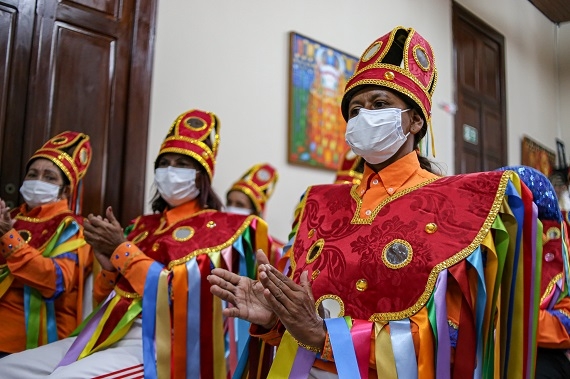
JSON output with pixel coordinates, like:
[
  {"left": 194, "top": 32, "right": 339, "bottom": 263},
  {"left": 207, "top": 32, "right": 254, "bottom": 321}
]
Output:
[{"left": 529, "top": 0, "right": 570, "bottom": 23}]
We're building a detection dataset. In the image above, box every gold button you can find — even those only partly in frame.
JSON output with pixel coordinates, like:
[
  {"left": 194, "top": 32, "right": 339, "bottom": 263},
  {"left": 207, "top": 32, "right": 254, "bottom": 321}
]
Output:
[
  {"left": 384, "top": 71, "right": 395, "bottom": 80},
  {"left": 356, "top": 279, "right": 368, "bottom": 291},
  {"left": 308, "top": 229, "right": 315, "bottom": 238},
  {"left": 207, "top": 221, "right": 216, "bottom": 228},
  {"left": 152, "top": 242, "right": 160, "bottom": 251},
  {"left": 425, "top": 223, "right": 437, "bottom": 234}
]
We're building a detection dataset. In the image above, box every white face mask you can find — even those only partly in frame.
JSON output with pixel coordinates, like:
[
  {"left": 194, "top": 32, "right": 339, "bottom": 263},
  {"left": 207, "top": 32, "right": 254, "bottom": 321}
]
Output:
[
  {"left": 345, "top": 108, "right": 410, "bottom": 164},
  {"left": 225, "top": 206, "right": 253, "bottom": 216},
  {"left": 20, "top": 180, "right": 61, "bottom": 209},
  {"left": 154, "top": 167, "right": 200, "bottom": 207}
]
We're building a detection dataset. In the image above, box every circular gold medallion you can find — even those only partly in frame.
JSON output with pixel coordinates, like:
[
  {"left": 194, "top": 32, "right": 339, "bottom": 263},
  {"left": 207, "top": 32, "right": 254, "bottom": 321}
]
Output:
[
  {"left": 173, "top": 226, "right": 194, "bottom": 242},
  {"left": 382, "top": 239, "right": 413, "bottom": 269}
]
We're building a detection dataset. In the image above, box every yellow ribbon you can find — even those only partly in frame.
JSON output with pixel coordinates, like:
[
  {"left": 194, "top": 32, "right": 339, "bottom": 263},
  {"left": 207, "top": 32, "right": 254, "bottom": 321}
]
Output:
[
  {"left": 267, "top": 331, "right": 299, "bottom": 378},
  {"left": 213, "top": 295, "right": 225, "bottom": 379},
  {"left": 156, "top": 269, "right": 171, "bottom": 379},
  {"left": 374, "top": 322, "right": 397, "bottom": 378}
]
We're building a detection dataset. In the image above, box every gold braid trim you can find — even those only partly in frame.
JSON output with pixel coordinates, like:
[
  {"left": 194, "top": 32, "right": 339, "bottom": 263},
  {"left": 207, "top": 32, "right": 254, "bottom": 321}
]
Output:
[
  {"left": 368, "top": 171, "right": 512, "bottom": 321},
  {"left": 350, "top": 177, "right": 439, "bottom": 224},
  {"left": 167, "top": 215, "right": 258, "bottom": 269},
  {"left": 540, "top": 272, "right": 564, "bottom": 305},
  {"left": 114, "top": 286, "right": 142, "bottom": 299}
]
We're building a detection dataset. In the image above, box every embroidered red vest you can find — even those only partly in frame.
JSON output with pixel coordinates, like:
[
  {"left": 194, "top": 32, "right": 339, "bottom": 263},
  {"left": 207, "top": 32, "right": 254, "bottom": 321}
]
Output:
[
  {"left": 540, "top": 219, "right": 566, "bottom": 302},
  {"left": 290, "top": 171, "right": 510, "bottom": 321},
  {"left": 116, "top": 210, "right": 258, "bottom": 291}
]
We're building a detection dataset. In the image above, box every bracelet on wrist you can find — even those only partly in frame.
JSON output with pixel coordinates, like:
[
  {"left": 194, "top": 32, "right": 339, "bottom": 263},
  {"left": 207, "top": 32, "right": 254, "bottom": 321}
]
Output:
[{"left": 291, "top": 336, "right": 321, "bottom": 353}]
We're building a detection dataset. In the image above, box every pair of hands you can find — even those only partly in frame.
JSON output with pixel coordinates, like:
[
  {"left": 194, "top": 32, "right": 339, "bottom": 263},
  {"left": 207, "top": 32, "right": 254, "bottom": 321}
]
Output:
[
  {"left": 0, "top": 199, "right": 15, "bottom": 236},
  {"left": 83, "top": 206, "right": 126, "bottom": 272},
  {"left": 208, "top": 250, "right": 326, "bottom": 350}
]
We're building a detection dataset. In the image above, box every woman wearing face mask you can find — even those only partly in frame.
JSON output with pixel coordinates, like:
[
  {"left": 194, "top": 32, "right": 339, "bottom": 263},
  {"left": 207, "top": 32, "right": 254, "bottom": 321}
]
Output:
[
  {"left": 0, "top": 109, "right": 272, "bottom": 378},
  {"left": 0, "top": 131, "right": 92, "bottom": 357},
  {"left": 209, "top": 27, "right": 543, "bottom": 378},
  {"left": 226, "top": 163, "right": 283, "bottom": 267}
]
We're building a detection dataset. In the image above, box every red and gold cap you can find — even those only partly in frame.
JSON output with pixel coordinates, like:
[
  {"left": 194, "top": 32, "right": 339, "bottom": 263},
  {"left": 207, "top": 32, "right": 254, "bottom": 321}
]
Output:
[
  {"left": 28, "top": 131, "right": 92, "bottom": 192},
  {"left": 28, "top": 131, "right": 92, "bottom": 213},
  {"left": 228, "top": 163, "right": 278, "bottom": 214},
  {"left": 334, "top": 149, "right": 364, "bottom": 185},
  {"left": 157, "top": 109, "right": 220, "bottom": 180},
  {"left": 341, "top": 26, "right": 437, "bottom": 123}
]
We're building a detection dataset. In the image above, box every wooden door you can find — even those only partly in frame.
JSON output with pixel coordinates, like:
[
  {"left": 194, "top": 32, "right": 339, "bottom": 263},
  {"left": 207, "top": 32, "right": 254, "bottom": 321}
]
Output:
[
  {"left": 453, "top": 2, "right": 507, "bottom": 173},
  {"left": 0, "top": 0, "right": 156, "bottom": 225}
]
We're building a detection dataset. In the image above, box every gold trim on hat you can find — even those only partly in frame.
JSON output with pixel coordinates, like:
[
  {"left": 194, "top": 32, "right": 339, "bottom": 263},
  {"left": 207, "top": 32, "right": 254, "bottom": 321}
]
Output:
[
  {"left": 230, "top": 185, "right": 263, "bottom": 214},
  {"left": 413, "top": 45, "right": 431, "bottom": 72},
  {"left": 362, "top": 41, "right": 383, "bottom": 62}
]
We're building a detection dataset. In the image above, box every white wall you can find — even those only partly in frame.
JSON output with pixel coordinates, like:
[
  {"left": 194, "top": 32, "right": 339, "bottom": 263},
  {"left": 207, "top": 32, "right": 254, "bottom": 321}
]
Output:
[
  {"left": 560, "top": 24, "right": 570, "bottom": 146},
  {"left": 147, "top": 0, "right": 565, "bottom": 241}
]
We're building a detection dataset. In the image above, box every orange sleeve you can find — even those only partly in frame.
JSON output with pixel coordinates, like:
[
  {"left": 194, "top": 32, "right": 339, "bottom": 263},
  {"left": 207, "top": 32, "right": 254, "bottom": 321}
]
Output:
[
  {"left": 110, "top": 241, "right": 156, "bottom": 295},
  {"left": 536, "top": 297, "right": 570, "bottom": 349},
  {"left": 1, "top": 228, "right": 80, "bottom": 298},
  {"left": 93, "top": 269, "right": 120, "bottom": 304}
]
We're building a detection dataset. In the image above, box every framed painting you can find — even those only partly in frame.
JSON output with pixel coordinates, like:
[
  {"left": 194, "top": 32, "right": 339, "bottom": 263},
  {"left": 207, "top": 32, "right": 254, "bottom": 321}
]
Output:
[
  {"left": 521, "top": 135, "right": 556, "bottom": 176},
  {"left": 287, "top": 32, "right": 359, "bottom": 170}
]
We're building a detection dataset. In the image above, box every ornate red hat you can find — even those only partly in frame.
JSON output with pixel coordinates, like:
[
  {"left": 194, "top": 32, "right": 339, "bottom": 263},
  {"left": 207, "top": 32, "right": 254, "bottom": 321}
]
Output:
[
  {"left": 334, "top": 149, "right": 364, "bottom": 185},
  {"left": 157, "top": 109, "right": 220, "bottom": 180},
  {"left": 28, "top": 131, "right": 92, "bottom": 213},
  {"left": 228, "top": 163, "right": 279, "bottom": 214},
  {"left": 341, "top": 26, "right": 437, "bottom": 124}
]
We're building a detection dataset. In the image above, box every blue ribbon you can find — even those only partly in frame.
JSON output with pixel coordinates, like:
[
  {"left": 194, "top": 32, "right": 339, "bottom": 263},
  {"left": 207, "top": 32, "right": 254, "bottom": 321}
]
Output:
[
  {"left": 324, "top": 317, "right": 360, "bottom": 378},
  {"left": 186, "top": 259, "right": 201, "bottom": 378},
  {"left": 467, "top": 246, "right": 486, "bottom": 378},
  {"left": 502, "top": 180, "right": 524, "bottom": 375},
  {"left": 142, "top": 261, "right": 164, "bottom": 379},
  {"left": 232, "top": 237, "right": 250, "bottom": 359},
  {"left": 389, "top": 319, "right": 418, "bottom": 379}
]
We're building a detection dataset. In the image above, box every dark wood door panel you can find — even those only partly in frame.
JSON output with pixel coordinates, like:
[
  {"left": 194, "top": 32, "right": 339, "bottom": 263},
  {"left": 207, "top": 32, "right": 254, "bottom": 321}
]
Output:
[
  {"left": 0, "top": 0, "right": 35, "bottom": 209},
  {"left": 49, "top": 24, "right": 116, "bottom": 216},
  {"left": 453, "top": 2, "right": 507, "bottom": 174},
  {"left": 61, "top": 0, "right": 119, "bottom": 17},
  {"left": 0, "top": 0, "right": 155, "bottom": 224}
]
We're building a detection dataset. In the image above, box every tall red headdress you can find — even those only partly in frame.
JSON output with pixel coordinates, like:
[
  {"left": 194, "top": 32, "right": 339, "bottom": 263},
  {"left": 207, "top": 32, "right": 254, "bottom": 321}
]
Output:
[
  {"left": 28, "top": 131, "right": 92, "bottom": 214},
  {"left": 157, "top": 109, "right": 220, "bottom": 180},
  {"left": 341, "top": 27, "right": 438, "bottom": 154},
  {"left": 228, "top": 163, "right": 279, "bottom": 215}
]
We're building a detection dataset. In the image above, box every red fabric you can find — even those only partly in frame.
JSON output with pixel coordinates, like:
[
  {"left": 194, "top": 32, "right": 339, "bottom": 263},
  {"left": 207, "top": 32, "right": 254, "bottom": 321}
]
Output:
[{"left": 291, "top": 171, "right": 505, "bottom": 319}]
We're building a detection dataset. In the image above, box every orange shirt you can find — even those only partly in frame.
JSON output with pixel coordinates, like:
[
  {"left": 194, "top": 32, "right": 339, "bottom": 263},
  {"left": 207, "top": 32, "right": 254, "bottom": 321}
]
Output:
[
  {"left": 93, "top": 200, "right": 202, "bottom": 302},
  {"left": 0, "top": 200, "right": 91, "bottom": 353}
]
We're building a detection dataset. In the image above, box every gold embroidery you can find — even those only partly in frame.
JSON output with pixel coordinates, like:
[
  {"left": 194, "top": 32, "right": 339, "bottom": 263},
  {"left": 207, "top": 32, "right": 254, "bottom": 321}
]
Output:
[
  {"left": 167, "top": 216, "right": 258, "bottom": 269},
  {"left": 540, "top": 273, "right": 563, "bottom": 305},
  {"left": 306, "top": 239, "right": 325, "bottom": 264},
  {"left": 132, "top": 231, "right": 148, "bottom": 244},
  {"left": 311, "top": 269, "right": 320, "bottom": 281},
  {"left": 448, "top": 319, "right": 458, "bottom": 329},
  {"left": 351, "top": 177, "right": 439, "bottom": 224},
  {"left": 368, "top": 171, "right": 511, "bottom": 322},
  {"left": 114, "top": 286, "right": 142, "bottom": 299}
]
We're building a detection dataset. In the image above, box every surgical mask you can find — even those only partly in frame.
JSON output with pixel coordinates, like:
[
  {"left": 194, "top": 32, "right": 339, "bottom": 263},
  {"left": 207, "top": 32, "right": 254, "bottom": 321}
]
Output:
[
  {"left": 20, "top": 180, "right": 61, "bottom": 209},
  {"left": 345, "top": 108, "right": 410, "bottom": 164},
  {"left": 225, "top": 206, "right": 253, "bottom": 216},
  {"left": 154, "top": 167, "right": 200, "bottom": 207}
]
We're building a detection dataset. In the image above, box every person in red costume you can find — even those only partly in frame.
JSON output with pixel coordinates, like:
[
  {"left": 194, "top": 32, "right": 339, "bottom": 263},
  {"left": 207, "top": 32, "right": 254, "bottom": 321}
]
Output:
[
  {"left": 209, "top": 26, "right": 543, "bottom": 378},
  {"left": 0, "top": 131, "right": 92, "bottom": 357},
  {"left": 226, "top": 163, "right": 283, "bottom": 266},
  {"left": 0, "top": 109, "right": 271, "bottom": 378}
]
